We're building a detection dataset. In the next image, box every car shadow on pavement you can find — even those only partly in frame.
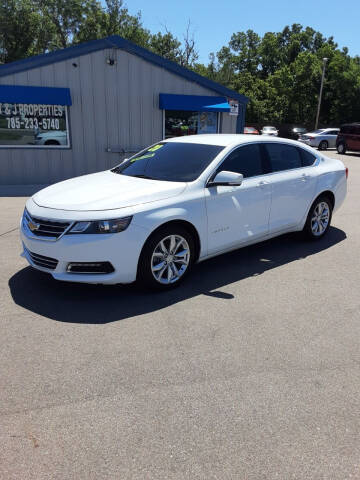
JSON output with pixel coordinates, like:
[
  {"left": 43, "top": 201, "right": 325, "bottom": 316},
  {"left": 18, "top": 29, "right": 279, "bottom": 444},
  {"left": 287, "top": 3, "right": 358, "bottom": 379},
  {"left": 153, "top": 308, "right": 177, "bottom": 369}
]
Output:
[{"left": 9, "top": 227, "right": 346, "bottom": 324}]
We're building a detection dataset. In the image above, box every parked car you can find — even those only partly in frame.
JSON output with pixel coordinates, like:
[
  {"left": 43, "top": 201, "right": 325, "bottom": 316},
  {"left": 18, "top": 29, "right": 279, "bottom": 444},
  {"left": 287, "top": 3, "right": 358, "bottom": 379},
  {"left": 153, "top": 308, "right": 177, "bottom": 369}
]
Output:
[
  {"left": 261, "top": 126, "right": 278, "bottom": 136},
  {"left": 299, "top": 128, "right": 340, "bottom": 150},
  {"left": 244, "top": 126, "right": 259, "bottom": 135},
  {"left": 34, "top": 130, "right": 67, "bottom": 146},
  {"left": 20, "top": 135, "right": 347, "bottom": 289},
  {"left": 279, "top": 126, "right": 307, "bottom": 140},
  {"left": 336, "top": 123, "right": 360, "bottom": 154}
]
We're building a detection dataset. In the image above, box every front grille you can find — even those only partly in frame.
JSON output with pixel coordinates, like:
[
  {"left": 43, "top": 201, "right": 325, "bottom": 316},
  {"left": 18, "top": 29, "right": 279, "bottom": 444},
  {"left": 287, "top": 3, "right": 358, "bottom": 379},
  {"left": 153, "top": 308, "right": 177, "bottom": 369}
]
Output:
[
  {"left": 25, "top": 247, "right": 59, "bottom": 270},
  {"left": 23, "top": 209, "right": 71, "bottom": 240}
]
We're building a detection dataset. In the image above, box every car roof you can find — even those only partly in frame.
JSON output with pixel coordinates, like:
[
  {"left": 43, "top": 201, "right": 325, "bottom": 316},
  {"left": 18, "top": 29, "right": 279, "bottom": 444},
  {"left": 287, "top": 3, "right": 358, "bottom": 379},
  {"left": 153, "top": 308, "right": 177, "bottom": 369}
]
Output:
[{"left": 164, "top": 134, "right": 305, "bottom": 148}]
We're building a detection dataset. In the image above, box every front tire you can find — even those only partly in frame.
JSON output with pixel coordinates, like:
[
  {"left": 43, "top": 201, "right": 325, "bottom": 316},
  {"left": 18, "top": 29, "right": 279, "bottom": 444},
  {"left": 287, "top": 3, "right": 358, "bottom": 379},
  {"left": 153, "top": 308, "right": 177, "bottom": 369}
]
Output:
[
  {"left": 137, "top": 225, "right": 195, "bottom": 289},
  {"left": 303, "top": 196, "right": 333, "bottom": 240}
]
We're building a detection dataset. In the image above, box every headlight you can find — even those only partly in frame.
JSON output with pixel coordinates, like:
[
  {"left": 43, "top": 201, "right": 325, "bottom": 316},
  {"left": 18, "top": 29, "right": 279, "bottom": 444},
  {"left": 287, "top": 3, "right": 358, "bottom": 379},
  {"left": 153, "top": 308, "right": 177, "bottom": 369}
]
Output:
[{"left": 68, "top": 216, "right": 132, "bottom": 234}]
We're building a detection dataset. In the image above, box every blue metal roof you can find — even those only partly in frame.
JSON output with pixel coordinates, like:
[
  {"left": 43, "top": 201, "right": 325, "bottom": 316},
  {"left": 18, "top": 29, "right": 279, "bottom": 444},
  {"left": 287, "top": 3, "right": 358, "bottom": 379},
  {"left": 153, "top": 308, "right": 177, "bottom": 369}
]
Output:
[
  {"left": 0, "top": 35, "right": 248, "bottom": 105},
  {"left": 0, "top": 84, "right": 72, "bottom": 105}
]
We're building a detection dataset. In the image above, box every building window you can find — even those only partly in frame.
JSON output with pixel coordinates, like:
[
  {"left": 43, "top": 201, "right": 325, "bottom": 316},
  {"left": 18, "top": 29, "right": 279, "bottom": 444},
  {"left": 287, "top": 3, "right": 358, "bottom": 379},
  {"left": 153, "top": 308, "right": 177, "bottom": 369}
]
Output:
[
  {"left": 0, "top": 103, "right": 70, "bottom": 148},
  {"left": 164, "top": 110, "right": 218, "bottom": 139}
]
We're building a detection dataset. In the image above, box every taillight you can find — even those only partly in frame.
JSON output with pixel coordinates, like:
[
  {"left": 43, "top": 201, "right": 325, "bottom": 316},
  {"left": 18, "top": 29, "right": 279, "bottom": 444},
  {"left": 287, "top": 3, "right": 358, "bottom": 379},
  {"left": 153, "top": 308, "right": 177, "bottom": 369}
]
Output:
[
  {"left": 345, "top": 167, "right": 348, "bottom": 179},
  {"left": 308, "top": 136, "right": 314, "bottom": 139}
]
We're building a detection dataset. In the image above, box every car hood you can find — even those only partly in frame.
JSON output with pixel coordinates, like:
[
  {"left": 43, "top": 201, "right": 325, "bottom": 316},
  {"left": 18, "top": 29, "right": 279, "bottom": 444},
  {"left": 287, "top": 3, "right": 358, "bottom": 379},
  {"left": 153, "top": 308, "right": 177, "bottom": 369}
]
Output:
[{"left": 33, "top": 170, "right": 186, "bottom": 211}]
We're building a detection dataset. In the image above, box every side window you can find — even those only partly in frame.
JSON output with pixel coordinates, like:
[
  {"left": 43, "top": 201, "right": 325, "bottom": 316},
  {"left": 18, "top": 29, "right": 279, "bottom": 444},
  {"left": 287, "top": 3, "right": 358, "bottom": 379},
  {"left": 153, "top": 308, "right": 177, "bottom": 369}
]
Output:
[
  {"left": 265, "top": 144, "right": 302, "bottom": 172},
  {"left": 299, "top": 148, "right": 316, "bottom": 167},
  {"left": 218, "top": 144, "right": 264, "bottom": 178},
  {"left": 328, "top": 130, "right": 338, "bottom": 135}
]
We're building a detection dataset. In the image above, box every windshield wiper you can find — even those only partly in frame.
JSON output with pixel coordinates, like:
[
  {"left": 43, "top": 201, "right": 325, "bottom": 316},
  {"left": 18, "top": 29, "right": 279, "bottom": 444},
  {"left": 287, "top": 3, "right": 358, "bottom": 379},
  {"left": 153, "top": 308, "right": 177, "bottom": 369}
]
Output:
[{"left": 131, "top": 174, "right": 156, "bottom": 180}]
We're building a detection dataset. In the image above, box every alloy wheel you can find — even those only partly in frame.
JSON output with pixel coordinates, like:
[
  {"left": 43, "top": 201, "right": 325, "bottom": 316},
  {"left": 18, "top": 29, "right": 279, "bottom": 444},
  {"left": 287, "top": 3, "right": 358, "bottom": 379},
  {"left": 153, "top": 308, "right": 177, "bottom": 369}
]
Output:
[
  {"left": 310, "top": 201, "right": 330, "bottom": 236},
  {"left": 151, "top": 234, "right": 190, "bottom": 284}
]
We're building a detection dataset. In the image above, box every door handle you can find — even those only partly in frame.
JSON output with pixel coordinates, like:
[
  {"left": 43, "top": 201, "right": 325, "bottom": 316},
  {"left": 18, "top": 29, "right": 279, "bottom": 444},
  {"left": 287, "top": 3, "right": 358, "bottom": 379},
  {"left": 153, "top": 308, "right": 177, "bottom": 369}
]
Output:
[
  {"left": 257, "top": 181, "right": 268, "bottom": 188},
  {"left": 301, "top": 174, "right": 309, "bottom": 182}
]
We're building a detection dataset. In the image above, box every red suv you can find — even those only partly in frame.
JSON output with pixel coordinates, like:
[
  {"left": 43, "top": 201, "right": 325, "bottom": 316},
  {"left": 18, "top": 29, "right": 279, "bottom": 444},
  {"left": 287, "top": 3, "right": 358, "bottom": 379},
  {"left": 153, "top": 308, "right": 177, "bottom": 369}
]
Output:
[{"left": 336, "top": 123, "right": 360, "bottom": 154}]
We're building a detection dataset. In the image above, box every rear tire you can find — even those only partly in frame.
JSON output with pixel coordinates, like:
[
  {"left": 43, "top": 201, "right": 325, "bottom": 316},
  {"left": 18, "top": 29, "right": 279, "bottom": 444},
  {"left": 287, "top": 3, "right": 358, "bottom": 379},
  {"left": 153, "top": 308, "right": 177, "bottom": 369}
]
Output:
[
  {"left": 303, "top": 195, "right": 333, "bottom": 240},
  {"left": 137, "top": 225, "right": 195, "bottom": 290},
  {"left": 318, "top": 140, "right": 328, "bottom": 150},
  {"left": 337, "top": 142, "right": 346, "bottom": 154}
]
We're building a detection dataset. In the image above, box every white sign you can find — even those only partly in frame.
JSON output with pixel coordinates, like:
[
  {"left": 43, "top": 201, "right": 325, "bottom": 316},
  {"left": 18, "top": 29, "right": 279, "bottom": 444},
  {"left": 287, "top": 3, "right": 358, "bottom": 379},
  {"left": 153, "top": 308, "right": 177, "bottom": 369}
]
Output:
[{"left": 229, "top": 100, "right": 239, "bottom": 116}]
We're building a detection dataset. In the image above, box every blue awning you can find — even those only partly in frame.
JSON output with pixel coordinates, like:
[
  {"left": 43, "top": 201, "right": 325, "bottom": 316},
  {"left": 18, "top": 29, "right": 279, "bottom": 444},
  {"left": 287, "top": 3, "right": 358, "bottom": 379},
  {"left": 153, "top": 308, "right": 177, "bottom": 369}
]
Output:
[
  {"left": 0, "top": 85, "right": 72, "bottom": 105},
  {"left": 159, "top": 93, "right": 230, "bottom": 112}
]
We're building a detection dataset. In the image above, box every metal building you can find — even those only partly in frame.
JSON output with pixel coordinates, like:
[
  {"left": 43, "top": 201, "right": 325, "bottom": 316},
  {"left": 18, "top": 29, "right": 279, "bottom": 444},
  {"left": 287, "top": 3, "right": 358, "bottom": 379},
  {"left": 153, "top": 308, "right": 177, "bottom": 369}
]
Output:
[{"left": 0, "top": 35, "right": 248, "bottom": 195}]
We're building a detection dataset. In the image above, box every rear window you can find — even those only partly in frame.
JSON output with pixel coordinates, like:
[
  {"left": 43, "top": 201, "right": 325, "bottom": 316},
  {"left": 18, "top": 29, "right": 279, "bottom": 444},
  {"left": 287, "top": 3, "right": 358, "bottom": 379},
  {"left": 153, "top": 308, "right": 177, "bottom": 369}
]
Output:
[
  {"left": 265, "top": 143, "right": 302, "bottom": 172},
  {"left": 299, "top": 148, "right": 316, "bottom": 167},
  {"left": 340, "top": 125, "right": 360, "bottom": 135}
]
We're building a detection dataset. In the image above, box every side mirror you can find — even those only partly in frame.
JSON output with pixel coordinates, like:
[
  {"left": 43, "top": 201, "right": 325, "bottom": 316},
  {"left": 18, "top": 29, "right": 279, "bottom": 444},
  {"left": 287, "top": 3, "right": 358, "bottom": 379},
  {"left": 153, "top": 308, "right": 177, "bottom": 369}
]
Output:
[{"left": 207, "top": 170, "right": 243, "bottom": 187}]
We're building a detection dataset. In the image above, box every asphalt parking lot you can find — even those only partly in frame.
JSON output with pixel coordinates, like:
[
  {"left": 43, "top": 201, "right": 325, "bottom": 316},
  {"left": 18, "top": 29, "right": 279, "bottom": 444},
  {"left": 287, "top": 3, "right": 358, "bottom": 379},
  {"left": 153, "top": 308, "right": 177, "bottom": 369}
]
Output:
[{"left": 1, "top": 150, "right": 360, "bottom": 480}]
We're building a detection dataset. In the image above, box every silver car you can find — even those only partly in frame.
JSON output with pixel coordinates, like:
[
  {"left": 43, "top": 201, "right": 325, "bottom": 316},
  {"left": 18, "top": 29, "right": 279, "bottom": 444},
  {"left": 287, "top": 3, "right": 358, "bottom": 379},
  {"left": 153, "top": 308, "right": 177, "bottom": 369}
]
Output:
[
  {"left": 261, "top": 126, "right": 278, "bottom": 136},
  {"left": 299, "top": 128, "right": 339, "bottom": 150}
]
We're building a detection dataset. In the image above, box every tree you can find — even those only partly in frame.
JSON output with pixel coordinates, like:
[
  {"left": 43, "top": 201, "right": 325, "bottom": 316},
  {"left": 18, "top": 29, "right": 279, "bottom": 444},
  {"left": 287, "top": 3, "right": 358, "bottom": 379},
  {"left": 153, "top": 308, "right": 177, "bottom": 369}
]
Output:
[
  {"left": 206, "top": 24, "right": 360, "bottom": 126},
  {"left": 37, "top": 0, "right": 93, "bottom": 49},
  {"left": 149, "top": 31, "right": 182, "bottom": 63},
  {"left": 179, "top": 21, "right": 198, "bottom": 67},
  {"left": 0, "top": 0, "right": 54, "bottom": 63}
]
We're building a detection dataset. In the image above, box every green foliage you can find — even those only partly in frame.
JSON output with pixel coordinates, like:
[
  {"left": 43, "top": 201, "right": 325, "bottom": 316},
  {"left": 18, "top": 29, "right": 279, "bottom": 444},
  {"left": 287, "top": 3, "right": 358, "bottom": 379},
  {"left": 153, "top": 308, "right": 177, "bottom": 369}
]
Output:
[
  {"left": 1, "top": 5, "right": 359, "bottom": 126},
  {"left": 0, "top": 0, "right": 54, "bottom": 62},
  {"left": 0, "top": 0, "right": 199, "bottom": 67},
  {"left": 201, "top": 24, "right": 360, "bottom": 126},
  {"left": 149, "top": 31, "right": 182, "bottom": 63}
]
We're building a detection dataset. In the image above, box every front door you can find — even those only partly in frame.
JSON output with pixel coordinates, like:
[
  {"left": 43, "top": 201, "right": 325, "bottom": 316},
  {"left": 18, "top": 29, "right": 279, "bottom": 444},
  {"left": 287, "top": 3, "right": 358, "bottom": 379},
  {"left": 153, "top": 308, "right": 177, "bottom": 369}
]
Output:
[{"left": 205, "top": 143, "right": 272, "bottom": 255}]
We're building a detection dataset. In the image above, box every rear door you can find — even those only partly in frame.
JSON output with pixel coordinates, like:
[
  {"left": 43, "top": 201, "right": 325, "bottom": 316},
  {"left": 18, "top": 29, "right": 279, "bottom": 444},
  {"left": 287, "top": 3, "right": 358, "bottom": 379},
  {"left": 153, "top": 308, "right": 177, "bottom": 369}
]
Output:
[{"left": 264, "top": 143, "right": 318, "bottom": 232}]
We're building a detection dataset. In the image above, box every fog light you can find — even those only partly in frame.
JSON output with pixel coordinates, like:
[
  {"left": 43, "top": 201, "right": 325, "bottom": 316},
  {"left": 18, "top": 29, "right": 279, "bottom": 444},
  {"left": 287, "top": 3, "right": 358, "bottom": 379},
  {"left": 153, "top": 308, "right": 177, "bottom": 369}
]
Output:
[{"left": 66, "top": 262, "right": 115, "bottom": 274}]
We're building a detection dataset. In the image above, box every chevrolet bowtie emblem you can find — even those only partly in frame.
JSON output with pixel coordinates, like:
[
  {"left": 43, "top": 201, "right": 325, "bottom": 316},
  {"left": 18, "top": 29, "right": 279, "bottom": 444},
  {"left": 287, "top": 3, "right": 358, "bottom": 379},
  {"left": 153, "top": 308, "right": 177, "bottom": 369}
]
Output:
[{"left": 28, "top": 220, "right": 40, "bottom": 232}]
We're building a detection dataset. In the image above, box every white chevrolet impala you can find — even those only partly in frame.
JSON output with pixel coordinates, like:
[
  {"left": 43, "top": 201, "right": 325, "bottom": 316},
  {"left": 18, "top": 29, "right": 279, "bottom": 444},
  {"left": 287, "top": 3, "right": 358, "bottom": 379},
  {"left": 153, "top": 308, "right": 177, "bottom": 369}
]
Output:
[{"left": 20, "top": 135, "right": 347, "bottom": 289}]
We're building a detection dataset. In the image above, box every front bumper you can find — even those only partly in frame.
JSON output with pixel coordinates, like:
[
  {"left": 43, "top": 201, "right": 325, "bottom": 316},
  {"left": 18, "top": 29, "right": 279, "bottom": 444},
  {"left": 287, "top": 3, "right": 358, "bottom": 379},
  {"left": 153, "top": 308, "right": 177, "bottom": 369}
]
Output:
[{"left": 20, "top": 212, "right": 148, "bottom": 284}]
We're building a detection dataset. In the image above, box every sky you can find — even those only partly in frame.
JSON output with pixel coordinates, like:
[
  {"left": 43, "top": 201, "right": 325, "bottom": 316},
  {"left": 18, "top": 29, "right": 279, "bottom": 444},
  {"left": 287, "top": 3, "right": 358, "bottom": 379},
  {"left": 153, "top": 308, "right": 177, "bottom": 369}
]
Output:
[{"left": 119, "top": 0, "right": 360, "bottom": 63}]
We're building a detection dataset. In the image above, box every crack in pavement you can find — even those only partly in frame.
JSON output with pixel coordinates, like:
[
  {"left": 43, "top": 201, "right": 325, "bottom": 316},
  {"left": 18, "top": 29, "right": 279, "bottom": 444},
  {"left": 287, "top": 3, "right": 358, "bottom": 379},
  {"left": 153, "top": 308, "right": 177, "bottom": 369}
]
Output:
[{"left": 0, "top": 227, "right": 19, "bottom": 238}]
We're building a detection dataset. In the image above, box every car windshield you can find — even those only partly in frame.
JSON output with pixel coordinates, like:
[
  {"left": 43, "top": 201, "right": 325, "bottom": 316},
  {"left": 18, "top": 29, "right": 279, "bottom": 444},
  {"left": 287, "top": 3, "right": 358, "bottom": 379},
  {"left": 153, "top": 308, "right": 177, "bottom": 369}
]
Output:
[
  {"left": 263, "top": 126, "right": 276, "bottom": 130},
  {"left": 112, "top": 142, "right": 224, "bottom": 182},
  {"left": 294, "top": 128, "right": 306, "bottom": 133},
  {"left": 311, "top": 129, "right": 326, "bottom": 134}
]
